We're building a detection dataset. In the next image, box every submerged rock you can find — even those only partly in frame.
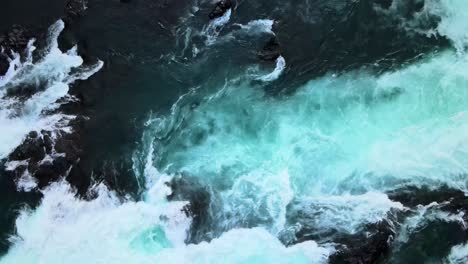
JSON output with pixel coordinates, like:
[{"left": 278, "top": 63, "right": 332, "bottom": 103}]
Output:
[
  {"left": 208, "top": 0, "right": 233, "bottom": 20},
  {"left": 258, "top": 36, "right": 281, "bottom": 61}
]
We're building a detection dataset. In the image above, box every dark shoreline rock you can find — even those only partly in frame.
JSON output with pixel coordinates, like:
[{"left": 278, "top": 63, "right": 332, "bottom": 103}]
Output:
[
  {"left": 0, "top": 24, "right": 32, "bottom": 52},
  {"left": 0, "top": 25, "right": 32, "bottom": 76},
  {"left": 0, "top": 53, "right": 9, "bottom": 76},
  {"left": 258, "top": 36, "right": 281, "bottom": 61},
  {"left": 167, "top": 175, "right": 213, "bottom": 243},
  {"left": 329, "top": 221, "right": 395, "bottom": 264},
  {"left": 208, "top": 0, "right": 233, "bottom": 20}
]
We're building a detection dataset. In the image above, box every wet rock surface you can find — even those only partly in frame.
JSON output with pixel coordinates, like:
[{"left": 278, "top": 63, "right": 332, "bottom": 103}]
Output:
[
  {"left": 388, "top": 186, "right": 468, "bottom": 220},
  {"left": 167, "top": 175, "right": 213, "bottom": 243},
  {"left": 329, "top": 221, "right": 395, "bottom": 264},
  {"left": 258, "top": 36, "right": 281, "bottom": 61},
  {"left": 209, "top": 0, "right": 233, "bottom": 20},
  {"left": 7, "top": 127, "right": 82, "bottom": 189},
  {"left": 0, "top": 25, "right": 32, "bottom": 76},
  {"left": 0, "top": 54, "right": 9, "bottom": 77},
  {"left": 0, "top": 24, "right": 33, "bottom": 52}
]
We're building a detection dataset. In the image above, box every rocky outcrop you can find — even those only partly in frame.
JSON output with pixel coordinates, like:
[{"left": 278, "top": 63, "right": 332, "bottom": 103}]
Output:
[
  {"left": 208, "top": 0, "right": 233, "bottom": 19},
  {"left": 1, "top": 0, "right": 101, "bottom": 195},
  {"left": 7, "top": 116, "right": 86, "bottom": 189},
  {"left": 389, "top": 186, "right": 468, "bottom": 222},
  {"left": 0, "top": 24, "right": 32, "bottom": 76},
  {"left": 0, "top": 24, "right": 32, "bottom": 52},
  {"left": 258, "top": 36, "right": 281, "bottom": 61},
  {"left": 0, "top": 53, "right": 9, "bottom": 76},
  {"left": 329, "top": 221, "right": 395, "bottom": 264},
  {"left": 167, "top": 175, "right": 213, "bottom": 243}
]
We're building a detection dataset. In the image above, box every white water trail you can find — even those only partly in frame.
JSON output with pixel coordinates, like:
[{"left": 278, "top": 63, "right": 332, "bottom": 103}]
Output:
[
  {"left": 257, "top": 55, "right": 285, "bottom": 82},
  {"left": 202, "top": 8, "right": 231, "bottom": 45}
]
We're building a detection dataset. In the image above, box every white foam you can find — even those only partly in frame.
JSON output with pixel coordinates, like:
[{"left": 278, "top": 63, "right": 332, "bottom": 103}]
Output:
[
  {"left": 447, "top": 242, "right": 468, "bottom": 264},
  {"left": 257, "top": 55, "right": 286, "bottom": 82},
  {"left": 16, "top": 171, "right": 38, "bottom": 192},
  {"left": 234, "top": 19, "right": 274, "bottom": 35}
]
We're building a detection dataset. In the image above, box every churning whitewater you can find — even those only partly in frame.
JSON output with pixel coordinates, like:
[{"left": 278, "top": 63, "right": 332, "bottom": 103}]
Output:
[
  {"left": 0, "top": 20, "right": 103, "bottom": 191},
  {"left": 1, "top": 0, "right": 468, "bottom": 263}
]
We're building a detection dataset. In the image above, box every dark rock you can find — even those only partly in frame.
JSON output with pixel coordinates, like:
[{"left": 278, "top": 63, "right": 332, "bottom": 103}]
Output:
[
  {"left": 120, "top": 0, "right": 131, "bottom": 3},
  {"left": 388, "top": 185, "right": 467, "bottom": 209},
  {"left": 64, "top": 0, "right": 88, "bottom": 24},
  {"left": 329, "top": 221, "right": 395, "bottom": 264},
  {"left": 388, "top": 185, "right": 468, "bottom": 222},
  {"left": 28, "top": 131, "right": 38, "bottom": 139},
  {"left": 389, "top": 218, "right": 468, "bottom": 263},
  {"left": 55, "top": 137, "right": 81, "bottom": 162},
  {"left": 0, "top": 55, "right": 8, "bottom": 76},
  {"left": 42, "top": 133, "right": 54, "bottom": 154},
  {"left": 0, "top": 24, "right": 32, "bottom": 53},
  {"left": 6, "top": 83, "right": 39, "bottom": 100},
  {"left": 208, "top": 0, "right": 233, "bottom": 20},
  {"left": 167, "top": 175, "right": 212, "bottom": 243},
  {"left": 258, "top": 36, "right": 281, "bottom": 61},
  {"left": 9, "top": 134, "right": 45, "bottom": 163},
  {"left": 34, "top": 163, "right": 62, "bottom": 188}
]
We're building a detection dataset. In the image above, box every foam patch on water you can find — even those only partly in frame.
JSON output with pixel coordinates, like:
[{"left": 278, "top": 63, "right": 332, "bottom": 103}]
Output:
[
  {"left": 234, "top": 19, "right": 275, "bottom": 35},
  {"left": 0, "top": 20, "right": 103, "bottom": 159}
]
